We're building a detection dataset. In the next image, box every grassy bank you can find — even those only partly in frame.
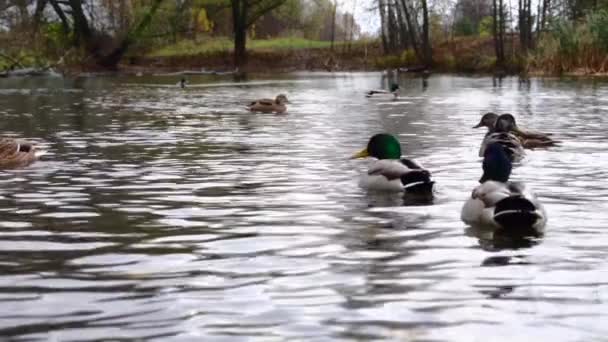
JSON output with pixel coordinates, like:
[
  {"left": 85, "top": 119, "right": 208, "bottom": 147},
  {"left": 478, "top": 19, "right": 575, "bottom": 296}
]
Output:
[
  {"left": 137, "top": 36, "right": 517, "bottom": 74},
  {"left": 127, "top": 37, "right": 382, "bottom": 72},
  {"left": 6, "top": 32, "right": 608, "bottom": 76},
  {"left": 147, "top": 37, "right": 352, "bottom": 57}
]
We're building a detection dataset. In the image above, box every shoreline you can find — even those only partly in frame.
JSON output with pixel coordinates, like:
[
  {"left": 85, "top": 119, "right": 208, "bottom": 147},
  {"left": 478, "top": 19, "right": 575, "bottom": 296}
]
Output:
[{"left": 5, "top": 56, "right": 608, "bottom": 79}]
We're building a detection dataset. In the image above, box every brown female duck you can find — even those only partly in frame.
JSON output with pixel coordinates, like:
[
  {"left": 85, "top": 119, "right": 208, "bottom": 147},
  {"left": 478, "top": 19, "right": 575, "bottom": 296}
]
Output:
[
  {"left": 474, "top": 112, "right": 559, "bottom": 149},
  {"left": 0, "top": 138, "right": 44, "bottom": 169},
  {"left": 247, "top": 94, "right": 289, "bottom": 113}
]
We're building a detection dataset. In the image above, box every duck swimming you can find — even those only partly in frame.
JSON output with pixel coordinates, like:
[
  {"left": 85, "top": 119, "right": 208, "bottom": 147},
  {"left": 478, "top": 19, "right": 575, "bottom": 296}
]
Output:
[
  {"left": 479, "top": 114, "right": 526, "bottom": 163},
  {"left": 247, "top": 94, "right": 289, "bottom": 113},
  {"left": 461, "top": 142, "right": 546, "bottom": 234},
  {"left": 178, "top": 78, "right": 187, "bottom": 88},
  {"left": 366, "top": 83, "right": 400, "bottom": 99},
  {"left": 474, "top": 112, "right": 558, "bottom": 149},
  {"left": 0, "top": 138, "right": 45, "bottom": 169},
  {"left": 351, "top": 133, "right": 434, "bottom": 200}
]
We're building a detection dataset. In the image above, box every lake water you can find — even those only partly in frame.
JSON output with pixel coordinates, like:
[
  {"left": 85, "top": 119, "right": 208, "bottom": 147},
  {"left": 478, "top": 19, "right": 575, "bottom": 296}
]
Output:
[{"left": 1, "top": 73, "right": 608, "bottom": 341}]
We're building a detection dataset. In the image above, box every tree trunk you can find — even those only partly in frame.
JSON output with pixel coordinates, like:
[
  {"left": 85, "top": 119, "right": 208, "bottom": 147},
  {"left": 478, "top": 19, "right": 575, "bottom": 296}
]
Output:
[
  {"left": 393, "top": 0, "right": 409, "bottom": 49},
  {"left": 526, "top": 0, "right": 533, "bottom": 51},
  {"left": 499, "top": 0, "right": 505, "bottom": 64},
  {"left": 387, "top": 3, "right": 397, "bottom": 52},
  {"left": 232, "top": 0, "right": 248, "bottom": 67},
  {"left": 519, "top": 0, "right": 526, "bottom": 54},
  {"left": 493, "top": 0, "right": 503, "bottom": 68},
  {"left": 48, "top": 0, "right": 71, "bottom": 35},
  {"left": 540, "top": 0, "right": 550, "bottom": 31},
  {"left": 68, "top": 0, "right": 93, "bottom": 47},
  {"left": 420, "top": 0, "right": 432, "bottom": 66},
  {"left": 96, "top": 0, "right": 164, "bottom": 68},
  {"left": 330, "top": 0, "right": 337, "bottom": 51},
  {"left": 32, "top": 0, "right": 49, "bottom": 37},
  {"left": 378, "top": 0, "right": 389, "bottom": 53},
  {"left": 398, "top": 0, "right": 421, "bottom": 60}
]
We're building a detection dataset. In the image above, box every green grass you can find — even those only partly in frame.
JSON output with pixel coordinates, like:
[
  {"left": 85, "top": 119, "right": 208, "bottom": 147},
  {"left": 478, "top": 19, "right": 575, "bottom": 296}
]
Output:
[{"left": 147, "top": 37, "right": 346, "bottom": 57}]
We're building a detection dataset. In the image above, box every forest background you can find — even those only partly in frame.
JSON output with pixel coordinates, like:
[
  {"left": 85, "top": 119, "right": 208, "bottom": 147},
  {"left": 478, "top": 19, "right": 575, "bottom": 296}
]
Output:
[{"left": 1, "top": 0, "right": 608, "bottom": 75}]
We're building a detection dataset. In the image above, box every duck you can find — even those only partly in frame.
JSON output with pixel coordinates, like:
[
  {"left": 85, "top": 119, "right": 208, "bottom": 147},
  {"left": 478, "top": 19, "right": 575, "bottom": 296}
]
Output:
[
  {"left": 461, "top": 142, "right": 547, "bottom": 235},
  {"left": 351, "top": 133, "right": 434, "bottom": 201},
  {"left": 178, "top": 77, "right": 187, "bottom": 89},
  {"left": 247, "top": 94, "right": 289, "bottom": 113},
  {"left": 365, "top": 83, "right": 400, "bottom": 99},
  {"left": 478, "top": 114, "right": 526, "bottom": 163},
  {"left": 0, "top": 138, "right": 45, "bottom": 169},
  {"left": 474, "top": 112, "right": 558, "bottom": 149}
]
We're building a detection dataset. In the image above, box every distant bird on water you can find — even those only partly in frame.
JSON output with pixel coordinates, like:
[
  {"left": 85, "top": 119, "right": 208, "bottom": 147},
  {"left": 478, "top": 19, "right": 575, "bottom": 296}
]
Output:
[{"left": 366, "top": 83, "right": 400, "bottom": 99}]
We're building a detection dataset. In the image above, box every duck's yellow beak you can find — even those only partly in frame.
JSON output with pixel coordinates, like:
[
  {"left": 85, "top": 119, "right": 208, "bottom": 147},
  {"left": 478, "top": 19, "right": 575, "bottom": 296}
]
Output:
[
  {"left": 351, "top": 148, "right": 369, "bottom": 159},
  {"left": 473, "top": 121, "right": 484, "bottom": 128}
]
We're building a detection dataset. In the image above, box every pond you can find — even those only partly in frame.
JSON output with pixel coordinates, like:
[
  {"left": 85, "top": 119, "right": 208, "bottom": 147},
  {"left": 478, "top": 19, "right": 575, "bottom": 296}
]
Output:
[{"left": 0, "top": 72, "right": 607, "bottom": 341}]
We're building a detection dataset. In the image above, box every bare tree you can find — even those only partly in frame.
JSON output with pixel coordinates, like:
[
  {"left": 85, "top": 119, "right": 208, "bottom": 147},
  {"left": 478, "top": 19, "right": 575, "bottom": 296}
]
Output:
[
  {"left": 45, "top": 0, "right": 164, "bottom": 68},
  {"left": 231, "top": 0, "right": 288, "bottom": 67},
  {"left": 421, "top": 0, "right": 432, "bottom": 66}
]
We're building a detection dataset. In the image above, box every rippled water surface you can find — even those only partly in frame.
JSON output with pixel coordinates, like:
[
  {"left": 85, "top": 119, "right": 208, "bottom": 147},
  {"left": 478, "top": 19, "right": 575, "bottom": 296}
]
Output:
[{"left": 1, "top": 73, "right": 608, "bottom": 341}]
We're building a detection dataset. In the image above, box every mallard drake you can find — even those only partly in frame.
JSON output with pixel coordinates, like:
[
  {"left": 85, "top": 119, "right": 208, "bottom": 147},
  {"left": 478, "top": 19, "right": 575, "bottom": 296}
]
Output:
[
  {"left": 0, "top": 138, "right": 45, "bottom": 169},
  {"left": 351, "top": 133, "right": 434, "bottom": 200},
  {"left": 474, "top": 112, "right": 558, "bottom": 149},
  {"left": 366, "top": 83, "right": 400, "bottom": 98},
  {"left": 461, "top": 142, "right": 547, "bottom": 234},
  {"left": 479, "top": 114, "right": 526, "bottom": 163},
  {"left": 247, "top": 94, "right": 289, "bottom": 114}
]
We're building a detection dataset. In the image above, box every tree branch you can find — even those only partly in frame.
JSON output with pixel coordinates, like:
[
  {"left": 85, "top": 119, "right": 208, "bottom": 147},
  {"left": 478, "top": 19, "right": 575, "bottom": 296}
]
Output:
[{"left": 246, "top": 0, "right": 287, "bottom": 27}]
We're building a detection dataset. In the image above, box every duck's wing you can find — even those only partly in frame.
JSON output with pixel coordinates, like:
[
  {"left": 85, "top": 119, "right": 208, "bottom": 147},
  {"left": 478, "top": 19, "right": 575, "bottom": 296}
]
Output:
[
  {"left": 478, "top": 181, "right": 542, "bottom": 213},
  {"left": 517, "top": 128, "right": 553, "bottom": 140},
  {"left": 507, "top": 181, "right": 542, "bottom": 206},
  {"left": 368, "top": 159, "right": 433, "bottom": 193},
  {"left": 493, "top": 181, "right": 547, "bottom": 232},
  {"left": 248, "top": 98, "right": 275, "bottom": 106},
  {"left": 473, "top": 181, "right": 512, "bottom": 207},
  {"left": 0, "top": 138, "right": 39, "bottom": 169},
  {"left": 368, "top": 160, "right": 411, "bottom": 180},
  {"left": 257, "top": 99, "right": 275, "bottom": 105},
  {"left": 521, "top": 137, "right": 560, "bottom": 149},
  {"left": 0, "top": 138, "right": 19, "bottom": 158},
  {"left": 480, "top": 132, "right": 525, "bottom": 162},
  {"left": 400, "top": 158, "right": 424, "bottom": 169}
]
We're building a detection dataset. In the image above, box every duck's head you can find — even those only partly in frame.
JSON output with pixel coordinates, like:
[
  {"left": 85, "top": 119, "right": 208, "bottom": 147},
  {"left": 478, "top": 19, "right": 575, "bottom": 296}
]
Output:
[
  {"left": 480, "top": 142, "right": 512, "bottom": 183},
  {"left": 275, "top": 94, "right": 289, "bottom": 104},
  {"left": 473, "top": 112, "right": 498, "bottom": 129},
  {"left": 390, "top": 83, "right": 400, "bottom": 93},
  {"left": 180, "top": 78, "right": 187, "bottom": 88},
  {"left": 494, "top": 113, "right": 517, "bottom": 133},
  {"left": 351, "top": 133, "right": 401, "bottom": 160}
]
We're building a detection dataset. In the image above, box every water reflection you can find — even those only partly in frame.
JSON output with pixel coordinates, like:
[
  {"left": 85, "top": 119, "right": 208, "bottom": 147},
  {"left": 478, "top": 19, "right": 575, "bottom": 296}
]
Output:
[
  {"left": 466, "top": 226, "right": 542, "bottom": 251},
  {"left": 1, "top": 74, "right": 608, "bottom": 340}
]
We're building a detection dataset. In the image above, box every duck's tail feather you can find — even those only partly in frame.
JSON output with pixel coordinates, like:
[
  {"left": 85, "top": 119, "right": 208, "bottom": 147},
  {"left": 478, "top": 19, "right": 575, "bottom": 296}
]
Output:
[
  {"left": 524, "top": 138, "right": 561, "bottom": 148},
  {"left": 401, "top": 170, "right": 434, "bottom": 194},
  {"left": 493, "top": 195, "right": 541, "bottom": 233}
]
